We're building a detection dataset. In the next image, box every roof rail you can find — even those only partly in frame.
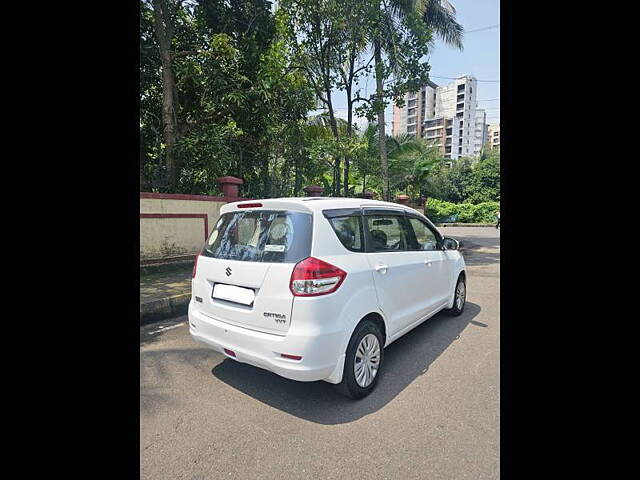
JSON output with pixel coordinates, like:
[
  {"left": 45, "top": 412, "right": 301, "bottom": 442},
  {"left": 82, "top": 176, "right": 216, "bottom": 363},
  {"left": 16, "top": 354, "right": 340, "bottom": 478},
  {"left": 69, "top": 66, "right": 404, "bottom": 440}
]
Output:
[{"left": 360, "top": 203, "right": 407, "bottom": 211}]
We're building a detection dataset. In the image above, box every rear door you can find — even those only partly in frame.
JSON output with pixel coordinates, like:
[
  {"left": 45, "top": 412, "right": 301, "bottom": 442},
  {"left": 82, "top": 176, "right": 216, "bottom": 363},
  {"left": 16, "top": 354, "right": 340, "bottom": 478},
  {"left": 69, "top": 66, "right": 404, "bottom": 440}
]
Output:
[
  {"left": 363, "top": 209, "right": 430, "bottom": 337},
  {"left": 191, "top": 209, "right": 312, "bottom": 335}
]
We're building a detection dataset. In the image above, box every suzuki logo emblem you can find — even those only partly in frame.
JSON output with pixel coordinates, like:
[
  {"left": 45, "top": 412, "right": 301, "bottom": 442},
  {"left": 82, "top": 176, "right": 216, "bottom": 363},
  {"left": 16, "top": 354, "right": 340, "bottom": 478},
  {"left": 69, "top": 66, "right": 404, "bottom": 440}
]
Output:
[{"left": 225, "top": 267, "right": 232, "bottom": 277}]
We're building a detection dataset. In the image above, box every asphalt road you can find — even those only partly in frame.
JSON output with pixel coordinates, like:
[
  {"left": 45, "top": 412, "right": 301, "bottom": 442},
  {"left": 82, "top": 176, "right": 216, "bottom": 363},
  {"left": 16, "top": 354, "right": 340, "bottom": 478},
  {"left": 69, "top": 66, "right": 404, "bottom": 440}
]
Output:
[{"left": 140, "top": 226, "right": 500, "bottom": 480}]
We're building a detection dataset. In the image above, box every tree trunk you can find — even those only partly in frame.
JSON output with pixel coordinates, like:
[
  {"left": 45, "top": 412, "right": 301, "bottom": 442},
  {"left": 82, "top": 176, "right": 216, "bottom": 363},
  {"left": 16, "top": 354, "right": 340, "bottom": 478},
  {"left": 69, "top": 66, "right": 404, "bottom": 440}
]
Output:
[
  {"left": 294, "top": 157, "right": 301, "bottom": 196},
  {"left": 152, "top": 0, "right": 178, "bottom": 190},
  {"left": 262, "top": 151, "right": 270, "bottom": 198},
  {"left": 344, "top": 93, "right": 352, "bottom": 197},
  {"left": 294, "top": 133, "right": 303, "bottom": 196},
  {"left": 140, "top": 147, "right": 149, "bottom": 191},
  {"left": 374, "top": 38, "right": 389, "bottom": 201},
  {"left": 323, "top": 80, "right": 341, "bottom": 196}
]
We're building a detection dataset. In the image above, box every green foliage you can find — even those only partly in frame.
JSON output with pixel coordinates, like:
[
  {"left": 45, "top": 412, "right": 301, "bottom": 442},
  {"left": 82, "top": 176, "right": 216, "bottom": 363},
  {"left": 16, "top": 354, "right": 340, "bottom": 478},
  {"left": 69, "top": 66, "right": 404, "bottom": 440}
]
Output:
[
  {"left": 140, "top": 0, "right": 315, "bottom": 197},
  {"left": 356, "top": 6, "right": 433, "bottom": 121},
  {"left": 140, "top": 0, "right": 488, "bottom": 204},
  {"left": 387, "top": 138, "right": 442, "bottom": 197},
  {"left": 425, "top": 157, "right": 473, "bottom": 203},
  {"left": 426, "top": 198, "right": 500, "bottom": 224},
  {"left": 425, "top": 151, "right": 500, "bottom": 204},
  {"left": 465, "top": 151, "right": 500, "bottom": 203},
  {"left": 350, "top": 122, "right": 382, "bottom": 194}
]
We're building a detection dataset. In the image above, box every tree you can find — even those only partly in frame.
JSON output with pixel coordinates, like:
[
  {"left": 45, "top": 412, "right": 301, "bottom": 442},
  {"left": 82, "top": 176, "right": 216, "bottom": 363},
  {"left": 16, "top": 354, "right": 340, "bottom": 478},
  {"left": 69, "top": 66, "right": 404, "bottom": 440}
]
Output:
[
  {"left": 373, "top": 36, "right": 390, "bottom": 201},
  {"left": 466, "top": 151, "right": 500, "bottom": 203},
  {"left": 367, "top": 0, "right": 463, "bottom": 201},
  {"left": 424, "top": 149, "right": 500, "bottom": 204},
  {"left": 305, "top": 113, "right": 365, "bottom": 194},
  {"left": 422, "top": 0, "right": 464, "bottom": 49},
  {"left": 150, "top": 0, "right": 181, "bottom": 190},
  {"left": 352, "top": 122, "right": 407, "bottom": 197},
  {"left": 362, "top": 2, "right": 432, "bottom": 200},
  {"left": 352, "top": 124, "right": 441, "bottom": 200},
  {"left": 192, "top": 0, "right": 279, "bottom": 197},
  {"left": 352, "top": 122, "right": 382, "bottom": 194},
  {"left": 139, "top": 0, "right": 465, "bottom": 199},
  {"left": 140, "top": 1, "right": 163, "bottom": 189},
  {"left": 388, "top": 137, "right": 443, "bottom": 198},
  {"left": 335, "top": 1, "right": 376, "bottom": 196},
  {"left": 425, "top": 157, "right": 473, "bottom": 203},
  {"left": 280, "top": 0, "right": 348, "bottom": 195},
  {"left": 140, "top": 0, "right": 316, "bottom": 197}
]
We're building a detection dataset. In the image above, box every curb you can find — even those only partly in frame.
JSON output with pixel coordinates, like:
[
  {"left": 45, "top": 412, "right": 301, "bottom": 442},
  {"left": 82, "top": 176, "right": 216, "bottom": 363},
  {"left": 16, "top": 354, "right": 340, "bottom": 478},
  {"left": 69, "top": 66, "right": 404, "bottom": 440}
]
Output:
[
  {"left": 436, "top": 223, "right": 497, "bottom": 228},
  {"left": 140, "top": 259, "right": 194, "bottom": 277},
  {"left": 140, "top": 293, "right": 191, "bottom": 325}
]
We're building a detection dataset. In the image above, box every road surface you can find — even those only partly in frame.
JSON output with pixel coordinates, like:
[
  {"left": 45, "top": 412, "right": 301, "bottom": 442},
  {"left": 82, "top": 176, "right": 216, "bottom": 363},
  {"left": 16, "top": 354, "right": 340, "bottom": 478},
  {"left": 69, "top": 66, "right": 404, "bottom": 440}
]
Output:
[{"left": 140, "top": 226, "right": 500, "bottom": 479}]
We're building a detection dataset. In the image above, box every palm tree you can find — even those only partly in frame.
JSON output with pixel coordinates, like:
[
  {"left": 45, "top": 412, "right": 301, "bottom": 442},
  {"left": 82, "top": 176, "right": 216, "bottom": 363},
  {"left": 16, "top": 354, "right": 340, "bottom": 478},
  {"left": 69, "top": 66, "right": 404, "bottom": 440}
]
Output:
[
  {"left": 306, "top": 112, "right": 350, "bottom": 139},
  {"left": 387, "top": 137, "right": 443, "bottom": 198},
  {"left": 373, "top": 0, "right": 463, "bottom": 200},
  {"left": 421, "top": 0, "right": 464, "bottom": 50},
  {"left": 305, "top": 113, "right": 352, "bottom": 195},
  {"left": 357, "top": 121, "right": 407, "bottom": 195},
  {"left": 357, "top": 122, "right": 439, "bottom": 198}
]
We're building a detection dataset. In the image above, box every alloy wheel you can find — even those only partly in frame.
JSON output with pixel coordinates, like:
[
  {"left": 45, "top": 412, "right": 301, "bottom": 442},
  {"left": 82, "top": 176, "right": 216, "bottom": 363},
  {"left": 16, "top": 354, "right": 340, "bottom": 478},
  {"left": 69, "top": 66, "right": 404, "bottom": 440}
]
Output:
[
  {"left": 456, "top": 280, "right": 466, "bottom": 310},
  {"left": 354, "top": 333, "right": 381, "bottom": 388}
]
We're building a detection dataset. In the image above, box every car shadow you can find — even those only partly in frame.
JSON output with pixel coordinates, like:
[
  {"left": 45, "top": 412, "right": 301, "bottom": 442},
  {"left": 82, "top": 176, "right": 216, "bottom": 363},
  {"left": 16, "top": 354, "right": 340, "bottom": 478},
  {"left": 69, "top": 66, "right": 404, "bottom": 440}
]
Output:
[{"left": 211, "top": 302, "right": 481, "bottom": 425}]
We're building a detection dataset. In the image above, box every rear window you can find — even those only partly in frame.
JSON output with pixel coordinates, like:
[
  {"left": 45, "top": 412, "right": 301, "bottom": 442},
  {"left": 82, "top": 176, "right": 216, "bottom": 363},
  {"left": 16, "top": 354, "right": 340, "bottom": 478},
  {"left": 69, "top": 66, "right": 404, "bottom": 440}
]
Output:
[
  {"left": 328, "top": 216, "right": 364, "bottom": 252},
  {"left": 202, "top": 210, "right": 312, "bottom": 263}
]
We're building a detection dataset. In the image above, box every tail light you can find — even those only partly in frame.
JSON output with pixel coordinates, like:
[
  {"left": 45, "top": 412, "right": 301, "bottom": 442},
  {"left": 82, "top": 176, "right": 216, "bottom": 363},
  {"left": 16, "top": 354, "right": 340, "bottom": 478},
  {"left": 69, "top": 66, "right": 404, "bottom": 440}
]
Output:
[
  {"left": 237, "top": 202, "right": 263, "bottom": 208},
  {"left": 289, "top": 257, "right": 347, "bottom": 297},
  {"left": 192, "top": 254, "right": 200, "bottom": 278}
]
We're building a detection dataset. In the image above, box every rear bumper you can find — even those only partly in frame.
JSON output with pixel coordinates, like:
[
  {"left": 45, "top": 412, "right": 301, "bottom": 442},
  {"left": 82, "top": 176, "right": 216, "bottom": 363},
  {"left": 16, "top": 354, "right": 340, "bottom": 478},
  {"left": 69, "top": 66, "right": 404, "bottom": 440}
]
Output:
[{"left": 188, "top": 301, "right": 346, "bottom": 383}]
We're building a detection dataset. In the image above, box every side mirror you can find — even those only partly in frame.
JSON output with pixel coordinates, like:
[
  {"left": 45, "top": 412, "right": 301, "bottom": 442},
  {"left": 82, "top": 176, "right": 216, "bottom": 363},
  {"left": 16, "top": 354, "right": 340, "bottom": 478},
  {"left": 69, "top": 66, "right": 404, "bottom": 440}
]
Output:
[{"left": 442, "top": 237, "right": 459, "bottom": 251}]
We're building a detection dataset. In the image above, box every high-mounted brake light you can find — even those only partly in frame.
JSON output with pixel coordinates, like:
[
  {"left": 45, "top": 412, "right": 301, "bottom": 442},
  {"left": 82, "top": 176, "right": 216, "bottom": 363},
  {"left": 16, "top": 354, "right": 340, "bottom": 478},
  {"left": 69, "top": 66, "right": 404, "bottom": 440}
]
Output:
[
  {"left": 192, "top": 254, "right": 200, "bottom": 278},
  {"left": 289, "top": 257, "right": 347, "bottom": 297},
  {"left": 237, "top": 202, "right": 263, "bottom": 208}
]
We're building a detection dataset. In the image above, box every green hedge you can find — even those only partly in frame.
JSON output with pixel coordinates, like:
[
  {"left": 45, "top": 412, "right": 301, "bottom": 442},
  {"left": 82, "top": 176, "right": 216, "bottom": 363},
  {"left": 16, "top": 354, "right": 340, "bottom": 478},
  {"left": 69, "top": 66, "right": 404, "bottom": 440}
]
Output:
[{"left": 425, "top": 198, "right": 500, "bottom": 224}]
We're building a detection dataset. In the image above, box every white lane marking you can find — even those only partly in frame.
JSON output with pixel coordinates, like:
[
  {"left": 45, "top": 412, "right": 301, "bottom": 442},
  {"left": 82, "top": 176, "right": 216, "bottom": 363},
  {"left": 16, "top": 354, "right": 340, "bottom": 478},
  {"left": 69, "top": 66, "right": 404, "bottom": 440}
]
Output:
[{"left": 149, "top": 322, "right": 186, "bottom": 335}]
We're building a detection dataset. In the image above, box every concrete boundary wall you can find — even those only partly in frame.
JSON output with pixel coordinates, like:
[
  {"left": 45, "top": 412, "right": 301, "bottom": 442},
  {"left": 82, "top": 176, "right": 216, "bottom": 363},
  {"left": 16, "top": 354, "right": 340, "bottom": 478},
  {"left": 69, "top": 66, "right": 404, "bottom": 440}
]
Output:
[
  {"left": 140, "top": 192, "right": 244, "bottom": 264},
  {"left": 140, "top": 185, "right": 486, "bottom": 264}
]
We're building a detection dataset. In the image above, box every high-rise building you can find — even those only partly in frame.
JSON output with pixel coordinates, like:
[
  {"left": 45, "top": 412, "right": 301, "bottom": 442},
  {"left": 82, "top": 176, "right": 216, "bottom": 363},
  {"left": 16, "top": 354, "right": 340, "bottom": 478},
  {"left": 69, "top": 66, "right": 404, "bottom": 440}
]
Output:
[
  {"left": 487, "top": 123, "right": 500, "bottom": 150},
  {"left": 391, "top": 75, "right": 487, "bottom": 160}
]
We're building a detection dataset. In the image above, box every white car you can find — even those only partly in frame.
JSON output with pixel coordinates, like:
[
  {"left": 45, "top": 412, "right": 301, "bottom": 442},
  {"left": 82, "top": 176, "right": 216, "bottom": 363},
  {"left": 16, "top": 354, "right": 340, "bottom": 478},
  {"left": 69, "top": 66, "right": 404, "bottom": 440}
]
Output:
[{"left": 189, "top": 197, "right": 466, "bottom": 399}]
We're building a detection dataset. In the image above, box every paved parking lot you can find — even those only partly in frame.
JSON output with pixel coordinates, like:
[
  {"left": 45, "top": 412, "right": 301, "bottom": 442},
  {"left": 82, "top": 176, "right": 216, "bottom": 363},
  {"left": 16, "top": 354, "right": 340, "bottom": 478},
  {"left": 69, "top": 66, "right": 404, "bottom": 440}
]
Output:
[{"left": 140, "top": 227, "right": 499, "bottom": 479}]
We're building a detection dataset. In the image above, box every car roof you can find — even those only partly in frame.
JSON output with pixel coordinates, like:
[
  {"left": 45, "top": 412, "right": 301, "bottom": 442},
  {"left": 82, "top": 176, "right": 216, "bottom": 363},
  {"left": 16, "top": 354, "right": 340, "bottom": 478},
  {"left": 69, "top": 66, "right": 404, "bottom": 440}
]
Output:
[{"left": 222, "top": 197, "right": 421, "bottom": 216}]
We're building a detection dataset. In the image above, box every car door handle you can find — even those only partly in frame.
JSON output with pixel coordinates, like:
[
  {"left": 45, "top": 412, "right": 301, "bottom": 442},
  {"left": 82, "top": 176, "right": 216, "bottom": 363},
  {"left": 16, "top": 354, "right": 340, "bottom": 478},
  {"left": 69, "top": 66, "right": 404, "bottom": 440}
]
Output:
[
  {"left": 424, "top": 257, "right": 432, "bottom": 266},
  {"left": 375, "top": 264, "right": 389, "bottom": 274}
]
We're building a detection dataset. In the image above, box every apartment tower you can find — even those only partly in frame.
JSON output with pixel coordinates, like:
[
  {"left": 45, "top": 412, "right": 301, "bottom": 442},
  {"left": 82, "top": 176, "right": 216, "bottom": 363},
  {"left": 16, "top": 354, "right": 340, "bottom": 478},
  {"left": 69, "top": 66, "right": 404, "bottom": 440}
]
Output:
[
  {"left": 392, "top": 75, "right": 487, "bottom": 160},
  {"left": 487, "top": 123, "right": 500, "bottom": 150}
]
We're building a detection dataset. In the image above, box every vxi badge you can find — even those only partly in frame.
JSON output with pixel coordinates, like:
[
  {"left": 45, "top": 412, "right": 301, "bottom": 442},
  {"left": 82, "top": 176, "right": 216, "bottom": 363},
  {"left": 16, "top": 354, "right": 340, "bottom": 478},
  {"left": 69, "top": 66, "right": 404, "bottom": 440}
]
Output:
[{"left": 263, "top": 312, "right": 286, "bottom": 324}]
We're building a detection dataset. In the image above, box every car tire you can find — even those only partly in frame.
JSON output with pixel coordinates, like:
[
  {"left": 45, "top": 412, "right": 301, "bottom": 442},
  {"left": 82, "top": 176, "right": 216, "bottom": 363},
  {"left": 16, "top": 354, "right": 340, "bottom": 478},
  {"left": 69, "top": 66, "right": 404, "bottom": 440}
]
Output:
[
  {"left": 446, "top": 274, "right": 466, "bottom": 316},
  {"left": 335, "top": 320, "right": 384, "bottom": 400}
]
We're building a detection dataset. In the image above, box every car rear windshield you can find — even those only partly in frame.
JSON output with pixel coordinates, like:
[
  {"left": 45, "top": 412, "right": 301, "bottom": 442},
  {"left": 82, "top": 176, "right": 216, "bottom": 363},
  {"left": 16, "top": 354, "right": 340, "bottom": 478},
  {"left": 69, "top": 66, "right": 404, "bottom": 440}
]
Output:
[{"left": 201, "top": 210, "right": 312, "bottom": 263}]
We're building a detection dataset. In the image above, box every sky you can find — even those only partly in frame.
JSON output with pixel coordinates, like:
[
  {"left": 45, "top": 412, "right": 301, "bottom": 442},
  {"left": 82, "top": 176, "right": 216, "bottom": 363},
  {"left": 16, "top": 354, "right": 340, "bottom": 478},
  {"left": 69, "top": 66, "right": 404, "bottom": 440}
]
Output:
[{"left": 311, "top": 0, "right": 500, "bottom": 133}]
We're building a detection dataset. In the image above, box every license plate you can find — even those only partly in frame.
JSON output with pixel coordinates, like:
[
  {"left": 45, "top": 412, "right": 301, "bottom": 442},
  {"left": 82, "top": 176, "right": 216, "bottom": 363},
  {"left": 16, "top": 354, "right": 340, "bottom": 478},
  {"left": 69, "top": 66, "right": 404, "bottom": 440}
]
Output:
[{"left": 212, "top": 283, "right": 255, "bottom": 306}]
